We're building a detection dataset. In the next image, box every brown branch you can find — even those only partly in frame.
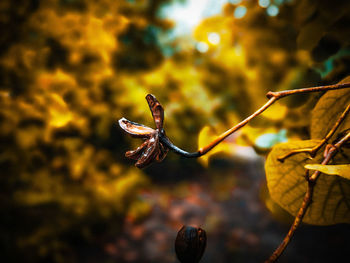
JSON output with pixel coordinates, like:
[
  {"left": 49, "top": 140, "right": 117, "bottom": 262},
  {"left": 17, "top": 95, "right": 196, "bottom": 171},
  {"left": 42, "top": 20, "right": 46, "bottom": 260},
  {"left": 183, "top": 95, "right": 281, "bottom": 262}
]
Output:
[
  {"left": 266, "top": 82, "right": 350, "bottom": 99},
  {"left": 265, "top": 175, "right": 314, "bottom": 263},
  {"left": 277, "top": 103, "right": 350, "bottom": 162},
  {"left": 199, "top": 96, "right": 277, "bottom": 155},
  {"left": 265, "top": 131, "right": 350, "bottom": 263},
  {"left": 198, "top": 83, "right": 350, "bottom": 156}
]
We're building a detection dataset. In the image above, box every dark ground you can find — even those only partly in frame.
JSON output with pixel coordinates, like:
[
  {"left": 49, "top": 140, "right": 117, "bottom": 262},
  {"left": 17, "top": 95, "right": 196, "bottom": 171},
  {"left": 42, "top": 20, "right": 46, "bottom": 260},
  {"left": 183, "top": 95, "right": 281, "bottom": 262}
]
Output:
[{"left": 106, "top": 155, "right": 350, "bottom": 263}]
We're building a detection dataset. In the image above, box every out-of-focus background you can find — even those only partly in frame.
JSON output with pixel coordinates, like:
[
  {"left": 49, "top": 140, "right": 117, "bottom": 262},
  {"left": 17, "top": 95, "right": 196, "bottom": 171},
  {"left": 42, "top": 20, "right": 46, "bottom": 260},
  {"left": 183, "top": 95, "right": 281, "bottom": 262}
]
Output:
[{"left": 1, "top": 0, "right": 350, "bottom": 262}]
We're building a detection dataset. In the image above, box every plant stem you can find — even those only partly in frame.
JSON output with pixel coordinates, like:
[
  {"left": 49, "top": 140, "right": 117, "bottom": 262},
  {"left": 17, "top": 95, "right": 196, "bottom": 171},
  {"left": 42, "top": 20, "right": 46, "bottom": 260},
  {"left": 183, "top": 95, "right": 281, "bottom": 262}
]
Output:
[
  {"left": 162, "top": 82, "right": 350, "bottom": 157},
  {"left": 200, "top": 83, "right": 350, "bottom": 155},
  {"left": 199, "top": 97, "right": 278, "bottom": 155},
  {"left": 265, "top": 131, "right": 350, "bottom": 263},
  {"left": 265, "top": 178, "right": 314, "bottom": 263},
  {"left": 265, "top": 82, "right": 350, "bottom": 99},
  {"left": 160, "top": 133, "right": 201, "bottom": 157},
  {"left": 277, "top": 103, "right": 350, "bottom": 162}
]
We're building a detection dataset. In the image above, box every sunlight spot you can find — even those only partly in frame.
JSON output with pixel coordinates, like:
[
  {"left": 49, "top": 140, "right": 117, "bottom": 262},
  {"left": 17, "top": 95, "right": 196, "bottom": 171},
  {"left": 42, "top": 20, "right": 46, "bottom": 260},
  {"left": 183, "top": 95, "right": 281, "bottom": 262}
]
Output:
[
  {"left": 208, "top": 32, "right": 220, "bottom": 45},
  {"left": 196, "top": 42, "right": 209, "bottom": 53},
  {"left": 234, "top": 5, "right": 247, "bottom": 19},
  {"left": 158, "top": 0, "right": 227, "bottom": 36},
  {"left": 267, "top": 5, "right": 279, "bottom": 16}
]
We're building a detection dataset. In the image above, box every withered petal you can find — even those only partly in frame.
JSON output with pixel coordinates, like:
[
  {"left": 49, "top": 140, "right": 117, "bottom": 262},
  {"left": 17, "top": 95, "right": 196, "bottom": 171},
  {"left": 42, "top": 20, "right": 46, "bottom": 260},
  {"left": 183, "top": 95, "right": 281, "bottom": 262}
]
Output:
[
  {"left": 135, "top": 134, "right": 160, "bottom": 168},
  {"left": 125, "top": 140, "right": 149, "bottom": 160},
  {"left": 156, "top": 142, "right": 168, "bottom": 162},
  {"left": 119, "top": 117, "right": 155, "bottom": 138},
  {"left": 146, "top": 94, "right": 164, "bottom": 130}
]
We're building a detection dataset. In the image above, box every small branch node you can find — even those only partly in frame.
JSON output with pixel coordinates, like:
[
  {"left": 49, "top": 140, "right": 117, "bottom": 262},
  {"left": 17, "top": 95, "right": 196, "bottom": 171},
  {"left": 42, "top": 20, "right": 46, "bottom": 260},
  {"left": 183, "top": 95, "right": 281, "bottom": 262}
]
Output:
[{"left": 266, "top": 91, "right": 276, "bottom": 99}]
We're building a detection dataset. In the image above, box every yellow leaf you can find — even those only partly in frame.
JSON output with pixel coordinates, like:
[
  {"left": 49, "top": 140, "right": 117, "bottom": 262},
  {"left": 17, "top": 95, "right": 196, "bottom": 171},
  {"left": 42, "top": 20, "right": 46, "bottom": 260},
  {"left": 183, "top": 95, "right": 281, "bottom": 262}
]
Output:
[
  {"left": 266, "top": 139, "right": 350, "bottom": 225},
  {"left": 311, "top": 76, "right": 350, "bottom": 141},
  {"left": 261, "top": 102, "right": 287, "bottom": 121},
  {"left": 305, "top": 164, "right": 350, "bottom": 180}
]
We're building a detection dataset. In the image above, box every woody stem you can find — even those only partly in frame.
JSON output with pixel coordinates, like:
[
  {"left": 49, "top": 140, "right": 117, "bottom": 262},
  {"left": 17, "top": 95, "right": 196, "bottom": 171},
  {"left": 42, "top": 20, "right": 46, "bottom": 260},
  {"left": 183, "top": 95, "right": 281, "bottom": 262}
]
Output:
[{"left": 162, "top": 83, "right": 350, "bottom": 158}]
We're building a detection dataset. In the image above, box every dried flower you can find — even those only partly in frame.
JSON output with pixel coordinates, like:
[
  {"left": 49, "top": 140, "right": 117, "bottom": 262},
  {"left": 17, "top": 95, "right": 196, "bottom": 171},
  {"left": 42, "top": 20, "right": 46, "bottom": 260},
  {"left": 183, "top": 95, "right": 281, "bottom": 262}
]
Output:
[{"left": 118, "top": 94, "right": 169, "bottom": 168}]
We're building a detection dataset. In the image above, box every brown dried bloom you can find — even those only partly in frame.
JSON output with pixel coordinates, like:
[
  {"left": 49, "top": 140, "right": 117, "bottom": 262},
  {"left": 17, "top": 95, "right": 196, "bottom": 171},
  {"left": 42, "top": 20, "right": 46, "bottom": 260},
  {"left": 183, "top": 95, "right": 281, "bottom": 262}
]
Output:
[{"left": 118, "top": 94, "right": 169, "bottom": 168}]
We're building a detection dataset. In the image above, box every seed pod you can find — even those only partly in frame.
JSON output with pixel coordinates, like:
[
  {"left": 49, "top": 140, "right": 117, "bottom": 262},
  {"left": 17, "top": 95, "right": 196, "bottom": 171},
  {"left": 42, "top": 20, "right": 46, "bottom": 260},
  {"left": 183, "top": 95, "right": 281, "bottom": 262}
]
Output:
[{"left": 175, "top": 225, "right": 207, "bottom": 263}]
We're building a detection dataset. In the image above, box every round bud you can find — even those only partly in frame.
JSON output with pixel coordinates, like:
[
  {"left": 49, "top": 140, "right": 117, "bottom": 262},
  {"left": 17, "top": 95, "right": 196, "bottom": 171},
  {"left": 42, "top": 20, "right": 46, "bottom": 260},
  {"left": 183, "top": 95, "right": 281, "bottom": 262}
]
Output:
[{"left": 175, "top": 225, "right": 207, "bottom": 263}]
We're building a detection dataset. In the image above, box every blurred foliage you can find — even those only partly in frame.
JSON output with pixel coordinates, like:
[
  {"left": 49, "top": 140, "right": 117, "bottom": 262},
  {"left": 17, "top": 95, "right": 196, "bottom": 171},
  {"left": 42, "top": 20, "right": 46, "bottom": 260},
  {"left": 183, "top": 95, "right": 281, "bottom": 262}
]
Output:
[{"left": 0, "top": 0, "right": 350, "bottom": 262}]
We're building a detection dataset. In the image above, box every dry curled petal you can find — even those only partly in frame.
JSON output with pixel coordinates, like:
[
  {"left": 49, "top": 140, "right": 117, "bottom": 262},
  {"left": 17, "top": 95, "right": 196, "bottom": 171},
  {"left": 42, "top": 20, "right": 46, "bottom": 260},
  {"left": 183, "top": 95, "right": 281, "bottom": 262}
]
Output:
[
  {"left": 119, "top": 118, "right": 154, "bottom": 138},
  {"left": 146, "top": 94, "right": 164, "bottom": 130},
  {"left": 125, "top": 140, "right": 149, "bottom": 160}
]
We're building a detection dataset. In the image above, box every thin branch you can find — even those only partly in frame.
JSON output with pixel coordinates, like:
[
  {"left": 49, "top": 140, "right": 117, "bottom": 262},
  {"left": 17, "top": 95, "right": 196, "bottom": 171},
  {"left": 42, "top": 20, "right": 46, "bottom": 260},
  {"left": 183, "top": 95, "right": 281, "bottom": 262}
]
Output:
[
  {"left": 277, "top": 103, "right": 350, "bottom": 162},
  {"left": 160, "top": 133, "right": 201, "bottom": 157},
  {"left": 199, "top": 97, "right": 278, "bottom": 155},
  {"left": 265, "top": 82, "right": 350, "bottom": 99},
  {"left": 265, "top": 177, "right": 314, "bottom": 263},
  {"left": 160, "top": 97, "right": 277, "bottom": 157},
  {"left": 160, "top": 82, "right": 350, "bottom": 157},
  {"left": 265, "top": 131, "right": 350, "bottom": 263}
]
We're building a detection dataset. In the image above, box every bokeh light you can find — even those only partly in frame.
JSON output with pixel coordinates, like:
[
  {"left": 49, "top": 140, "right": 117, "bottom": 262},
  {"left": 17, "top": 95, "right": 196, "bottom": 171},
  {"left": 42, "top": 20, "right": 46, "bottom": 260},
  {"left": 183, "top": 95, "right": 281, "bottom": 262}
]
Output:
[
  {"left": 208, "top": 32, "right": 221, "bottom": 45},
  {"left": 267, "top": 4, "right": 279, "bottom": 16},
  {"left": 234, "top": 5, "right": 247, "bottom": 19},
  {"left": 259, "top": 0, "right": 270, "bottom": 8},
  {"left": 196, "top": 41, "right": 209, "bottom": 52},
  {"left": 158, "top": 0, "right": 227, "bottom": 37}
]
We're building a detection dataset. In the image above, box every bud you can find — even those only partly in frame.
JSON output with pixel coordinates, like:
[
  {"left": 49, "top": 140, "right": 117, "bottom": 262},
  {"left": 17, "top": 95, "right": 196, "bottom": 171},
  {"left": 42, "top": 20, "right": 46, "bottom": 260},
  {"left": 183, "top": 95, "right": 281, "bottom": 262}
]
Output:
[{"left": 175, "top": 225, "right": 207, "bottom": 263}]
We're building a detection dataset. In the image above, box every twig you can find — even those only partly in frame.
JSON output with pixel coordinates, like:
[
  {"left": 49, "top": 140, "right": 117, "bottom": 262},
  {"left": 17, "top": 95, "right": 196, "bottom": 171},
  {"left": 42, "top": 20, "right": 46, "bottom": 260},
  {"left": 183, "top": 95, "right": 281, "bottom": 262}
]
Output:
[
  {"left": 277, "top": 104, "right": 350, "bottom": 162},
  {"left": 160, "top": 83, "right": 350, "bottom": 157},
  {"left": 265, "top": 131, "right": 350, "bottom": 263}
]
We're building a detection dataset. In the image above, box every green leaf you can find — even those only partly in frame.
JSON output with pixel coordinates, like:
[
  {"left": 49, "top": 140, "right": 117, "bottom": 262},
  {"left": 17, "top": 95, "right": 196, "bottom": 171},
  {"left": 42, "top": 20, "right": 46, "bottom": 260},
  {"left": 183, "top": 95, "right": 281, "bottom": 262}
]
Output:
[
  {"left": 305, "top": 164, "right": 350, "bottom": 180},
  {"left": 266, "top": 140, "right": 350, "bottom": 225},
  {"left": 310, "top": 76, "right": 350, "bottom": 141}
]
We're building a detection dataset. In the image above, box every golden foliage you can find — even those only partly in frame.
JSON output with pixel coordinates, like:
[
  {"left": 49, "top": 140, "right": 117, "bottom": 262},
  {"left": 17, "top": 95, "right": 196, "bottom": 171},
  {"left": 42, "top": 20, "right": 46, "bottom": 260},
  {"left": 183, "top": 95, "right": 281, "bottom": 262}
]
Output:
[
  {"left": 311, "top": 77, "right": 350, "bottom": 140},
  {"left": 266, "top": 140, "right": 350, "bottom": 225},
  {"left": 305, "top": 164, "right": 350, "bottom": 180}
]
